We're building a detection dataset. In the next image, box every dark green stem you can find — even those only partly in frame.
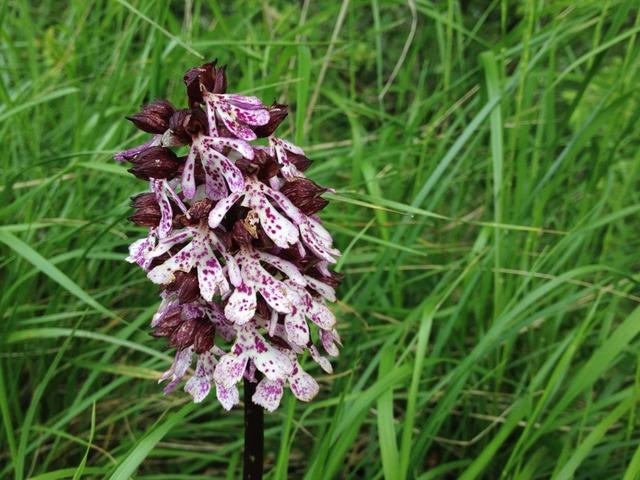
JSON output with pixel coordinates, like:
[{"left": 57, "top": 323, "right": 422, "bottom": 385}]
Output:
[{"left": 243, "top": 378, "right": 263, "bottom": 480}]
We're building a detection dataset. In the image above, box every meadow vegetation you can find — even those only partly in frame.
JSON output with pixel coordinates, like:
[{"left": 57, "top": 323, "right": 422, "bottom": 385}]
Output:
[{"left": 1, "top": 1, "right": 640, "bottom": 478}]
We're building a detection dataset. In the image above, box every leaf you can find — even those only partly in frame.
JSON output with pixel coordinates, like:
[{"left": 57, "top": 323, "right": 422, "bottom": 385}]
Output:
[
  {"left": 0, "top": 231, "right": 118, "bottom": 320},
  {"left": 107, "top": 402, "right": 196, "bottom": 480}
]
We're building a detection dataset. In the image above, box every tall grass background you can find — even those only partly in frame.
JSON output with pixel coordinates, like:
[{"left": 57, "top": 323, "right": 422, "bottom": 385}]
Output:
[{"left": 2, "top": 1, "right": 640, "bottom": 478}]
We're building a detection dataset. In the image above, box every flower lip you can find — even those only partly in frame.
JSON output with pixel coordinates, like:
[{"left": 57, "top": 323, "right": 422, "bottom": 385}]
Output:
[
  {"left": 127, "top": 146, "right": 181, "bottom": 180},
  {"left": 126, "top": 99, "right": 176, "bottom": 134}
]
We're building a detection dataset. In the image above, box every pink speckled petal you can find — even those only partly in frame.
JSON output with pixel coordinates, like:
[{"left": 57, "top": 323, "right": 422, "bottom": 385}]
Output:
[
  {"left": 290, "top": 368, "right": 319, "bottom": 402},
  {"left": 305, "top": 217, "right": 333, "bottom": 242},
  {"left": 165, "top": 180, "right": 189, "bottom": 214},
  {"left": 216, "top": 105, "right": 257, "bottom": 141},
  {"left": 271, "top": 138, "right": 301, "bottom": 179},
  {"left": 284, "top": 308, "right": 310, "bottom": 346},
  {"left": 201, "top": 156, "right": 228, "bottom": 200},
  {"left": 126, "top": 234, "right": 156, "bottom": 270},
  {"left": 260, "top": 184, "right": 303, "bottom": 222},
  {"left": 203, "top": 96, "right": 218, "bottom": 137},
  {"left": 228, "top": 103, "right": 270, "bottom": 126},
  {"left": 147, "top": 242, "right": 196, "bottom": 284},
  {"left": 197, "top": 243, "right": 229, "bottom": 301},
  {"left": 223, "top": 252, "right": 242, "bottom": 287},
  {"left": 225, "top": 281, "right": 257, "bottom": 324},
  {"left": 310, "top": 345, "right": 333, "bottom": 374},
  {"left": 304, "top": 275, "right": 336, "bottom": 301},
  {"left": 299, "top": 222, "right": 340, "bottom": 263},
  {"left": 224, "top": 94, "right": 265, "bottom": 109},
  {"left": 208, "top": 136, "right": 254, "bottom": 159},
  {"left": 249, "top": 194, "right": 299, "bottom": 248},
  {"left": 276, "top": 137, "right": 305, "bottom": 155},
  {"left": 205, "top": 148, "right": 245, "bottom": 192},
  {"left": 216, "top": 383, "right": 240, "bottom": 410},
  {"left": 214, "top": 353, "right": 249, "bottom": 388},
  {"left": 320, "top": 329, "right": 341, "bottom": 356},
  {"left": 160, "top": 347, "right": 193, "bottom": 394},
  {"left": 152, "top": 180, "right": 173, "bottom": 238},
  {"left": 257, "top": 251, "right": 306, "bottom": 286},
  {"left": 208, "top": 191, "right": 243, "bottom": 228},
  {"left": 114, "top": 136, "right": 161, "bottom": 162},
  {"left": 181, "top": 144, "right": 198, "bottom": 199},
  {"left": 184, "top": 352, "right": 216, "bottom": 402},
  {"left": 252, "top": 379, "right": 284, "bottom": 412},
  {"left": 249, "top": 265, "right": 293, "bottom": 314},
  {"left": 146, "top": 229, "right": 193, "bottom": 263},
  {"left": 252, "top": 339, "right": 293, "bottom": 381},
  {"left": 309, "top": 299, "right": 336, "bottom": 329}
]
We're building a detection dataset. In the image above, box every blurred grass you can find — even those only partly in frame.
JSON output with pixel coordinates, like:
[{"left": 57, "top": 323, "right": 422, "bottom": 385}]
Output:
[{"left": 1, "top": 0, "right": 640, "bottom": 478}]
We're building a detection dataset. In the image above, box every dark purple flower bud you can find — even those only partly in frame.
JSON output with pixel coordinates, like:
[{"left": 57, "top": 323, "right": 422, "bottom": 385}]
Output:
[
  {"left": 130, "top": 192, "right": 157, "bottom": 209},
  {"left": 192, "top": 320, "right": 215, "bottom": 353},
  {"left": 279, "top": 178, "right": 329, "bottom": 215},
  {"left": 128, "top": 146, "right": 181, "bottom": 180},
  {"left": 177, "top": 271, "right": 201, "bottom": 304},
  {"left": 184, "top": 60, "right": 228, "bottom": 106},
  {"left": 150, "top": 308, "right": 183, "bottom": 338},
  {"left": 200, "top": 60, "right": 227, "bottom": 95},
  {"left": 129, "top": 207, "right": 161, "bottom": 227},
  {"left": 169, "top": 108, "right": 208, "bottom": 142},
  {"left": 129, "top": 193, "right": 162, "bottom": 226},
  {"left": 288, "top": 151, "right": 313, "bottom": 172},
  {"left": 170, "top": 317, "right": 197, "bottom": 350},
  {"left": 253, "top": 103, "right": 288, "bottom": 138},
  {"left": 184, "top": 67, "right": 204, "bottom": 106},
  {"left": 126, "top": 99, "right": 176, "bottom": 134}
]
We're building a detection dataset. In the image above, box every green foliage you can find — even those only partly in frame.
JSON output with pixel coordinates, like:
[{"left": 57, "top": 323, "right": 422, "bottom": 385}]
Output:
[{"left": 1, "top": 0, "right": 640, "bottom": 478}]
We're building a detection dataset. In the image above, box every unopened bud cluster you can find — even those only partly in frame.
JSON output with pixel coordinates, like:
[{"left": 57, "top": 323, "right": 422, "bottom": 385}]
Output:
[{"left": 115, "top": 61, "right": 341, "bottom": 411}]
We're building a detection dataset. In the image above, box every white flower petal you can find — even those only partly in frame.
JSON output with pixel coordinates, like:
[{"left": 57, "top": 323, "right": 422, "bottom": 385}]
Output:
[
  {"left": 214, "top": 354, "right": 249, "bottom": 388},
  {"left": 208, "top": 192, "right": 243, "bottom": 228},
  {"left": 147, "top": 243, "right": 196, "bottom": 284},
  {"left": 284, "top": 308, "right": 310, "bottom": 346},
  {"left": 216, "top": 383, "right": 240, "bottom": 410},
  {"left": 252, "top": 379, "right": 284, "bottom": 412},
  {"left": 181, "top": 144, "right": 198, "bottom": 199},
  {"left": 225, "top": 282, "right": 257, "bottom": 324},
  {"left": 290, "top": 369, "right": 319, "bottom": 402}
]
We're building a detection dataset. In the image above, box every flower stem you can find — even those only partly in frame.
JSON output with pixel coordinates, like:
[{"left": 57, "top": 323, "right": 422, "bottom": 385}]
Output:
[{"left": 243, "top": 378, "right": 264, "bottom": 480}]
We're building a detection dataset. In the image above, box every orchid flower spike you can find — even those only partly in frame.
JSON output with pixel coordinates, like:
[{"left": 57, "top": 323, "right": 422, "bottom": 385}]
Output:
[{"left": 115, "top": 60, "right": 341, "bottom": 412}]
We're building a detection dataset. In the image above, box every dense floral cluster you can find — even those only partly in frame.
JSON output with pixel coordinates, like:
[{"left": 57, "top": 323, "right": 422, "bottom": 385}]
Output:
[{"left": 115, "top": 61, "right": 341, "bottom": 411}]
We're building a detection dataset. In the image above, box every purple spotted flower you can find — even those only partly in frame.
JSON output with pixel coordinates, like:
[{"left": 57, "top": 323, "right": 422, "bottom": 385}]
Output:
[{"left": 115, "top": 61, "right": 341, "bottom": 412}]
